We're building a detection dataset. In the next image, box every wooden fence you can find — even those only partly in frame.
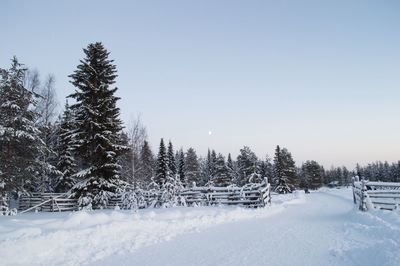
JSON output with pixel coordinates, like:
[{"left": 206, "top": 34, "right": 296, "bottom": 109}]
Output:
[
  {"left": 18, "top": 181, "right": 271, "bottom": 213},
  {"left": 19, "top": 193, "right": 78, "bottom": 213},
  {"left": 353, "top": 178, "right": 400, "bottom": 211},
  {"left": 180, "top": 182, "right": 271, "bottom": 208}
]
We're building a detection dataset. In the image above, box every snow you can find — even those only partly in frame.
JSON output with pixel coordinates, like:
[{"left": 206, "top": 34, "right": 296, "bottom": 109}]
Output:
[{"left": 1, "top": 189, "right": 400, "bottom": 266}]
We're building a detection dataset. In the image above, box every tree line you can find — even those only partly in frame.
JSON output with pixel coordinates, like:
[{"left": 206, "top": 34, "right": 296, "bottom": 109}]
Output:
[{"left": 1, "top": 42, "right": 399, "bottom": 214}]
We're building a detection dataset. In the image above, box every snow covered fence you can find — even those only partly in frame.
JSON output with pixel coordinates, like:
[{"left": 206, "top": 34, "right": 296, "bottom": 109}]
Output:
[
  {"left": 353, "top": 177, "right": 400, "bottom": 211},
  {"left": 181, "top": 181, "right": 271, "bottom": 208},
  {"left": 18, "top": 193, "right": 78, "bottom": 213},
  {"left": 17, "top": 180, "right": 271, "bottom": 212}
]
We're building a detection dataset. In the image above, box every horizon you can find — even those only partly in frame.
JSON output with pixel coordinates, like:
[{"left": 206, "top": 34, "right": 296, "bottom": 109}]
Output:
[{"left": 1, "top": 0, "right": 400, "bottom": 169}]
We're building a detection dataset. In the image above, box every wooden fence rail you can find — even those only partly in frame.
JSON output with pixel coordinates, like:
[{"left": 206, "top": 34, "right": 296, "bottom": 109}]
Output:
[
  {"left": 19, "top": 193, "right": 78, "bottom": 213},
  {"left": 353, "top": 178, "right": 400, "bottom": 211},
  {"left": 18, "top": 180, "right": 271, "bottom": 213}
]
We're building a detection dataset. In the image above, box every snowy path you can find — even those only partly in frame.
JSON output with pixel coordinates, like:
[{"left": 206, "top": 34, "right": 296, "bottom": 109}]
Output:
[
  {"left": 98, "top": 189, "right": 400, "bottom": 266},
  {"left": 1, "top": 189, "right": 400, "bottom": 266}
]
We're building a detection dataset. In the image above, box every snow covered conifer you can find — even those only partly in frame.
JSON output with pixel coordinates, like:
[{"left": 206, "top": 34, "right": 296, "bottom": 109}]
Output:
[
  {"left": 210, "top": 150, "right": 217, "bottom": 177},
  {"left": 236, "top": 146, "right": 258, "bottom": 186},
  {"left": 167, "top": 141, "right": 177, "bottom": 176},
  {"left": 227, "top": 153, "right": 233, "bottom": 170},
  {"left": 302, "top": 160, "right": 324, "bottom": 190},
  {"left": 259, "top": 155, "right": 273, "bottom": 180},
  {"left": 156, "top": 138, "right": 168, "bottom": 187},
  {"left": 281, "top": 148, "right": 298, "bottom": 190},
  {"left": 204, "top": 149, "right": 216, "bottom": 181},
  {"left": 0, "top": 57, "right": 43, "bottom": 212},
  {"left": 273, "top": 145, "right": 291, "bottom": 193},
  {"left": 68, "top": 42, "right": 127, "bottom": 208},
  {"left": 184, "top": 148, "right": 201, "bottom": 187},
  {"left": 177, "top": 149, "right": 185, "bottom": 185},
  {"left": 54, "top": 101, "right": 76, "bottom": 192},
  {"left": 226, "top": 153, "right": 238, "bottom": 184},
  {"left": 213, "top": 154, "right": 231, "bottom": 187}
]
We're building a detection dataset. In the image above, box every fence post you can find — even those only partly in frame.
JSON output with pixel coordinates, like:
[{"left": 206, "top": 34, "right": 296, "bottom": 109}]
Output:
[
  {"left": 359, "top": 179, "right": 367, "bottom": 211},
  {"left": 352, "top": 177, "right": 356, "bottom": 204},
  {"left": 259, "top": 189, "right": 265, "bottom": 207}
]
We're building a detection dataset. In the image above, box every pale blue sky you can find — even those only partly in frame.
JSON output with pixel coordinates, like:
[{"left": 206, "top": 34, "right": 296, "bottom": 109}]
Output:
[{"left": 1, "top": 0, "right": 400, "bottom": 168}]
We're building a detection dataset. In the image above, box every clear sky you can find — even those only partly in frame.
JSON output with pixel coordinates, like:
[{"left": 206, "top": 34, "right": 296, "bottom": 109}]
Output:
[{"left": 1, "top": 0, "right": 400, "bottom": 169}]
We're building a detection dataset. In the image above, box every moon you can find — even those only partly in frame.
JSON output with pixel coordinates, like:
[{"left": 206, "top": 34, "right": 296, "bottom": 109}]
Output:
[{"left": 208, "top": 131, "right": 212, "bottom": 136}]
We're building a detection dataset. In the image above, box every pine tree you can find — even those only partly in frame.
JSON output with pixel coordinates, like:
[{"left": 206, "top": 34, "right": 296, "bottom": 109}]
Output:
[
  {"left": 226, "top": 153, "right": 238, "bottom": 184},
  {"left": 302, "top": 160, "right": 324, "bottom": 190},
  {"left": 227, "top": 153, "right": 234, "bottom": 170},
  {"left": 184, "top": 148, "right": 200, "bottom": 187},
  {"left": 177, "top": 149, "right": 185, "bottom": 185},
  {"left": 259, "top": 155, "right": 273, "bottom": 181},
  {"left": 210, "top": 150, "right": 217, "bottom": 179},
  {"left": 341, "top": 166, "right": 350, "bottom": 185},
  {"left": 212, "top": 154, "right": 231, "bottom": 187},
  {"left": 156, "top": 138, "right": 168, "bottom": 187},
  {"left": 167, "top": 141, "right": 177, "bottom": 176},
  {"left": 54, "top": 101, "right": 76, "bottom": 192},
  {"left": 160, "top": 143, "right": 184, "bottom": 208},
  {"left": 68, "top": 42, "right": 127, "bottom": 208},
  {"left": 0, "top": 57, "right": 43, "bottom": 213},
  {"left": 137, "top": 140, "right": 155, "bottom": 188},
  {"left": 273, "top": 145, "right": 290, "bottom": 193},
  {"left": 281, "top": 148, "right": 298, "bottom": 190},
  {"left": 236, "top": 146, "right": 258, "bottom": 186},
  {"left": 204, "top": 149, "right": 213, "bottom": 183}
]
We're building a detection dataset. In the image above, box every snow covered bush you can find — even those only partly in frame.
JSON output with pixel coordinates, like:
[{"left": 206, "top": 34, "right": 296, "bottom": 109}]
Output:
[
  {"left": 147, "top": 177, "right": 161, "bottom": 207},
  {"left": 120, "top": 186, "right": 147, "bottom": 210},
  {"left": 160, "top": 174, "right": 186, "bottom": 208},
  {"left": 77, "top": 196, "right": 93, "bottom": 211}
]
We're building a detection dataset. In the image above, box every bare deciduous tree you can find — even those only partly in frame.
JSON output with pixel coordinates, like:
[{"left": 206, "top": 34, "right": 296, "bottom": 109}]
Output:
[
  {"left": 127, "top": 114, "right": 148, "bottom": 182},
  {"left": 36, "top": 74, "right": 58, "bottom": 126},
  {"left": 24, "top": 69, "right": 41, "bottom": 93},
  {"left": 32, "top": 73, "right": 60, "bottom": 192}
]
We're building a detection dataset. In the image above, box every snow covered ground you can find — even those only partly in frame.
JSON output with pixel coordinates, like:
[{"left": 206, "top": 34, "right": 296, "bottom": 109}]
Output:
[{"left": 1, "top": 188, "right": 399, "bottom": 266}]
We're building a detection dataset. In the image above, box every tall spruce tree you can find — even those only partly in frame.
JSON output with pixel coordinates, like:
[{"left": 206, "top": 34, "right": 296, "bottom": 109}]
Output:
[
  {"left": 54, "top": 101, "right": 77, "bottom": 192},
  {"left": 177, "top": 149, "right": 185, "bottom": 185},
  {"left": 184, "top": 148, "right": 200, "bottom": 187},
  {"left": 68, "top": 42, "right": 126, "bottom": 208},
  {"left": 156, "top": 138, "right": 168, "bottom": 187},
  {"left": 273, "top": 145, "right": 290, "bottom": 193},
  {"left": 204, "top": 149, "right": 213, "bottom": 182},
  {"left": 281, "top": 148, "right": 298, "bottom": 190},
  {"left": 167, "top": 141, "right": 177, "bottom": 176},
  {"left": 210, "top": 150, "right": 217, "bottom": 177},
  {"left": 0, "top": 57, "right": 43, "bottom": 212}
]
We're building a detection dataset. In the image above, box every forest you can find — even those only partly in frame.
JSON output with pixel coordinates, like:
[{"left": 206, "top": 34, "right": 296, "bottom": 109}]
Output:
[{"left": 1, "top": 42, "right": 399, "bottom": 214}]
